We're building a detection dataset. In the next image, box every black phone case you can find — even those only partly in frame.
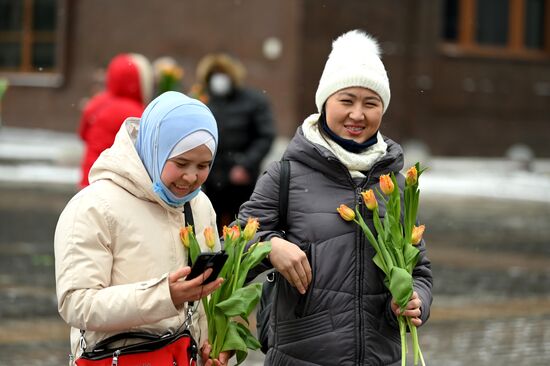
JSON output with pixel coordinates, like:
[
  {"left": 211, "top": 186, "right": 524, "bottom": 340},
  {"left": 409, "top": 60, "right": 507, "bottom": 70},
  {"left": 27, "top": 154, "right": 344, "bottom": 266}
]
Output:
[{"left": 187, "top": 251, "right": 228, "bottom": 284}]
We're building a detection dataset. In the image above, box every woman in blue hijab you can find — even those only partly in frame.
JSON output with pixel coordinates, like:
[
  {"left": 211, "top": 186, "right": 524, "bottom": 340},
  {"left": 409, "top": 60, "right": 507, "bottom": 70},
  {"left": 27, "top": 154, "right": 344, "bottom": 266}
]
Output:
[{"left": 55, "top": 91, "right": 231, "bottom": 366}]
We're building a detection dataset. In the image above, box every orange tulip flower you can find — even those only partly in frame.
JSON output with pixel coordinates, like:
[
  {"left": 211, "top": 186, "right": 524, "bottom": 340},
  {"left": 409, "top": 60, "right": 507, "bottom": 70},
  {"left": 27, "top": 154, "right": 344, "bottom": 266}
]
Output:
[
  {"left": 411, "top": 225, "right": 425, "bottom": 245},
  {"left": 204, "top": 227, "right": 216, "bottom": 250},
  {"left": 406, "top": 166, "right": 418, "bottom": 187},
  {"left": 337, "top": 204, "right": 356, "bottom": 221},
  {"left": 243, "top": 218, "right": 260, "bottom": 241},
  {"left": 361, "top": 189, "right": 378, "bottom": 210},
  {"left": 380, "top": 174, "right": 394, "bottom": 195},
  {"left": 180, "top": 225, "right": 192, "bottom": 248}
]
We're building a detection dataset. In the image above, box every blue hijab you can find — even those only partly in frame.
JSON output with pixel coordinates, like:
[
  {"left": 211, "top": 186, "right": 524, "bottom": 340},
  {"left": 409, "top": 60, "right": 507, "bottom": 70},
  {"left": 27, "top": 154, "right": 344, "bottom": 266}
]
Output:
[{"left": 135, "top": 91, "right": 218, "bottom": 207}]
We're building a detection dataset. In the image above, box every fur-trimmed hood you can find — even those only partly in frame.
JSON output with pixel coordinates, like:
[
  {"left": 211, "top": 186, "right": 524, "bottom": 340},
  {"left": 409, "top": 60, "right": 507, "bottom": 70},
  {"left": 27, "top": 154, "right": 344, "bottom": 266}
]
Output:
[{"left": 195, "top": 53, "right": 246, "bottom": 87}]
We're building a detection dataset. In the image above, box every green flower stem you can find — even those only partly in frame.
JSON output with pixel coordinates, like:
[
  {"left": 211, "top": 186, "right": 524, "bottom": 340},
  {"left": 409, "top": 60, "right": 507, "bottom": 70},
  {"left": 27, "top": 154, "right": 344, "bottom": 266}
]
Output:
[
  {"left": 202, "top": 297, "right": 213, "bottom": 342},
  {"left": 399, "top": 316, "right": 407, "bottom": 366},
  {"left": 233, "top": 249, "right": 243, "bottom": 294},
  {"left": 406, "top": 317, "right": 425, "bottom": 366},
  {"left": 378, "top": 236, "right": 396, "bottom": 270},
  {"left": 213, "top": 315, "right": 229, "bottom": 357},
  {"left": 354, "top": 213, "right": 389, "bottom": 274},
  {"left": 370, "top": 208, "right": 396, "bottom": 270}
]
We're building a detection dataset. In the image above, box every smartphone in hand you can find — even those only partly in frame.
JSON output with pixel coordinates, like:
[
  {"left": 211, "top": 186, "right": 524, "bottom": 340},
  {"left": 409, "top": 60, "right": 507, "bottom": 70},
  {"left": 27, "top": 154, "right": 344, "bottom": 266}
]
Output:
[{"left": 187, "top": 251, "right": 228, "bottom": 284}]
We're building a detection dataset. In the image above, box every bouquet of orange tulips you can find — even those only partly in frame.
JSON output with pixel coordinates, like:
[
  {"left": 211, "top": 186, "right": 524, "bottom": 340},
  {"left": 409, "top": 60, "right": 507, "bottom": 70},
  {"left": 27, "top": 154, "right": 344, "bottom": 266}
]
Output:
[
  {"left": 154, "top": 58, "right": 184, "bottom": 94},
  {"left": 180, "top": 218, "right": 271, "bottom": 365},
  {"left": 337, "top": 163, "right": 427, "bottom": 366}
]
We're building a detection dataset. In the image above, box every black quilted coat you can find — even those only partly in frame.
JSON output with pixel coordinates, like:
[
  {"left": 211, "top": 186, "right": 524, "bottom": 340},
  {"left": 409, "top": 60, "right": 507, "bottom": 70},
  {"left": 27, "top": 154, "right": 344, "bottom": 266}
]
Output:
[{"left": 239, "top": 126, "right": 433, "bottom": 365}]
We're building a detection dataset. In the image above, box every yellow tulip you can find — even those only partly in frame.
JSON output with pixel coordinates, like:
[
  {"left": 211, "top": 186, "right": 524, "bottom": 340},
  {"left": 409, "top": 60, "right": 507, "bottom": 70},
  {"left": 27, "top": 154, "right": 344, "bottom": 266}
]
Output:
[
  {"left": 379, "top": 174, "right": 394, "bottom": 195},
  {"left": 337, "top": 204, "right": 355, "bottom": 221},
  {"left": 180, "top": 226, "right": 192, "bottom": 248},
  {"left": 361, "top": 190, "right": 378, "bottom": 211},
  {"left": 406, "top": 166, "right": 418, "bottom": 187},
  {"left": 243, "top": 218, "right": 260, "bottom": 241},
  {"left": 411, "top": 225, "right": 425, "bottom": 245},
  {"left": 204, "top": 227, "right": 216, "bottom": 250}
]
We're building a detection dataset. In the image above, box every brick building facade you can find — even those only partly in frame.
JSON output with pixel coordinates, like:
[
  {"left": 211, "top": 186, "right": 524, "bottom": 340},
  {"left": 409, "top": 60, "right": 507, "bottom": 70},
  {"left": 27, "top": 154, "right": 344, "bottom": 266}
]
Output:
[{"left": 1, "top": 0, "right": 549, "bottom": 157}]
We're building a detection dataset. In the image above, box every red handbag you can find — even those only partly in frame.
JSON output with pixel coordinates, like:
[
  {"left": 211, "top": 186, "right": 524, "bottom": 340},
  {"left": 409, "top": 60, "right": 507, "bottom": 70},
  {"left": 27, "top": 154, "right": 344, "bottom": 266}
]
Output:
[{"left": 75, "top": 330, "right": 197, "bottom": 366}]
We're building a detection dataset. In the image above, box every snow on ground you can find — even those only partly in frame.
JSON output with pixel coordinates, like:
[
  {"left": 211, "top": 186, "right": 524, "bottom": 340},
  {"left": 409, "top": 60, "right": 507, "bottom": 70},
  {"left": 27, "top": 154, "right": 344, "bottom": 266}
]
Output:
[{"left": 1, "top": 126, "right": 550, "bottom": 203}]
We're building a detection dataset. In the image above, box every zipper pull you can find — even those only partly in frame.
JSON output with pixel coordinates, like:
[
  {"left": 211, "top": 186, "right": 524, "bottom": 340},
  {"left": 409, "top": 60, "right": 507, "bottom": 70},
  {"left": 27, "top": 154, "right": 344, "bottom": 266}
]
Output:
[{"left": 111, "top": 350, "right": 120, "bottom": 366}]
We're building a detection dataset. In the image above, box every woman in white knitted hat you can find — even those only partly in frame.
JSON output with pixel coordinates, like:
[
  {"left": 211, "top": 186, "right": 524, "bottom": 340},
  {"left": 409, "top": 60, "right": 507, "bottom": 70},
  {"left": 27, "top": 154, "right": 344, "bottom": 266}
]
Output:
[{"left": 235, "top": 30, "right": 433, "bottom": 365}]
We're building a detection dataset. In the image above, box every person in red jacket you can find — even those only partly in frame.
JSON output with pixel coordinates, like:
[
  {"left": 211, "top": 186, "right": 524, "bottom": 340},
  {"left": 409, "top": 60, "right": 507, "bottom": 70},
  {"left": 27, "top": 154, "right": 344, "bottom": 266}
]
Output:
[{"left": 78, "top": 53, "right": 153, "bottom": 188}]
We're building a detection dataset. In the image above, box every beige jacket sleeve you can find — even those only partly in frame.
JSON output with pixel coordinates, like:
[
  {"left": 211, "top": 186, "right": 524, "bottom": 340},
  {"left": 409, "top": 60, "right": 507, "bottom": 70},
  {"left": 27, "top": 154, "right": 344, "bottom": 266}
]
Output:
[{"left": 54, "top": 192, "right": 180, "bottom": 332}]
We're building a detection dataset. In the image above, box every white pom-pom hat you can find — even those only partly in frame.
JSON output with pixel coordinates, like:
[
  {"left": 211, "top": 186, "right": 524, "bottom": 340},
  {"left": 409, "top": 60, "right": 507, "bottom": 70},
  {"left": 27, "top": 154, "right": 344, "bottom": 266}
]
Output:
[{"left": 315, "top": 29, "right": 390, "bottom": 114}]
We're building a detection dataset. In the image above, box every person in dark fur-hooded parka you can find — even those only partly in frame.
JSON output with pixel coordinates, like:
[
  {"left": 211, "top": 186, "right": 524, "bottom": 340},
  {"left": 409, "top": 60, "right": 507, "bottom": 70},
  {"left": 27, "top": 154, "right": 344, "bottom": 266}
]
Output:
[{"left": 193, "top": 53, "right": 275, "bottom": 231}]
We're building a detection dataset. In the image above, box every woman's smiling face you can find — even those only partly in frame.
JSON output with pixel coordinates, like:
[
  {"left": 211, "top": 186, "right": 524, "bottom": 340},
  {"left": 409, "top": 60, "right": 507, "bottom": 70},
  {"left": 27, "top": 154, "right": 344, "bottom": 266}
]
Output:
[
  {"left": 324, "top": 87, "right": 384, "bottom": 143},
  {"left": 161, "top": 144, "right": 212, "bottom": 197}
]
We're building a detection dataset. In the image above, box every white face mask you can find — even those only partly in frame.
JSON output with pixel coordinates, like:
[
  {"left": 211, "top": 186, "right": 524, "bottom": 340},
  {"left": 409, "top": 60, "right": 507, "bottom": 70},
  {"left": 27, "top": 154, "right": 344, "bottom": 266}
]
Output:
[{"left": 209, "top": 73, "right": 232, "bottom": 96}]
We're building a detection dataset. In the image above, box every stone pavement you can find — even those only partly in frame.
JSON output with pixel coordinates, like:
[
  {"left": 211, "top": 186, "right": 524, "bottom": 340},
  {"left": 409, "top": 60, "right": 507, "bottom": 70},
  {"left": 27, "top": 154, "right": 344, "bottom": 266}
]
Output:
[{"left": 1, "top": 126, "right": 550, "bottom": 365}]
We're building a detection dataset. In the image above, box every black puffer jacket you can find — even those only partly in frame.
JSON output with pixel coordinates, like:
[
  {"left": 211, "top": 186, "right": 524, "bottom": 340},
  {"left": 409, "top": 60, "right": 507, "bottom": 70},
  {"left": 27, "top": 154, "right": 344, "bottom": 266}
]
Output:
[
  {"left": 205, "top": 88, "right": 275, "bottom": 190},
  {"left": 239, "top": 126, "right": 432, "bottom": 365}
]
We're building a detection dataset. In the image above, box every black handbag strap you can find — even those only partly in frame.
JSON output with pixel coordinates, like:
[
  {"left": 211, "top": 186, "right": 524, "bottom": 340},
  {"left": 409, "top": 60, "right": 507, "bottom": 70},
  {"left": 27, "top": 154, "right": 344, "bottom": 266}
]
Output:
[
  {"left": 278, "top": 159, "right": 290, "bottom": 231},
  {"left": 92, "top": 331, "right": 171, "bottom": 350},
  {"left": 183, "top": 201, "right": 196, "bottom": 308},
  {"left": 184, "top": 201, "right": 194, "bottom": 266},
  {"left": 81, "top": 330, "right": 195, "bottom": 360}
]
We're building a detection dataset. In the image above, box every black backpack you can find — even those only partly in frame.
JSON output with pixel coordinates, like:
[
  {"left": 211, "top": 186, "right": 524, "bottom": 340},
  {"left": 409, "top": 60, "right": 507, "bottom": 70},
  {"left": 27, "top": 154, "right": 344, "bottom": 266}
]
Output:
[{"left": 256, "top": 159, "right": 290, "bottom": 354}]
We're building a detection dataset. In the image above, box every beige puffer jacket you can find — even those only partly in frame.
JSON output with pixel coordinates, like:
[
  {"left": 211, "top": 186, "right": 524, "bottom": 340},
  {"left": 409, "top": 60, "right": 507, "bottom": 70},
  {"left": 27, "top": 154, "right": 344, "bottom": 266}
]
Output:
[{"left": 54, "top": 118, "right": 219, "bottom": 361}]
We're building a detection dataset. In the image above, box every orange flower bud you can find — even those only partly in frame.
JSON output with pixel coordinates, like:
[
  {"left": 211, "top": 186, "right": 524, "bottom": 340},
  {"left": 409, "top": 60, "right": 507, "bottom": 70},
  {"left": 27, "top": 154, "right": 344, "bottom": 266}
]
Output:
[
  {"left": 204, "top": 227, "right": 216, "bottom": 250},
  {"left": 361, "top": 189, "right": 378, "bottom": 210},
  {"left": 180, "top": 226, "right": 192, "bottom": 248},
  {"left": 222, "top": 225, "right": 231, "bottom": 239},
  {"left": 223, "top": 225, "right": 240, "bottom": 241},
  {"left": 411, "top": 225, "right": 425, "bottom": 245},
  {"left": 243, "top": 218, "right": 260, "bottom": 241},
  {"left": 337, "top": 204, "right": 356, "bottom": 221},
  {"left": 379, "top": 174, "right": 394, "bottom": 195},
  {"left": 406, "top": 166, "right": 418, "bottom": 187}
]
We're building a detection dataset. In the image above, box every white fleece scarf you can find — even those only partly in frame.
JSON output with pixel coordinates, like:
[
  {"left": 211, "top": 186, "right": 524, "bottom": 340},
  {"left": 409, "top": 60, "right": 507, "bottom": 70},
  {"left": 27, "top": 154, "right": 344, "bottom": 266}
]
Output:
[{"left": 302, "top": 113, "right": 387, "bottom": 178}]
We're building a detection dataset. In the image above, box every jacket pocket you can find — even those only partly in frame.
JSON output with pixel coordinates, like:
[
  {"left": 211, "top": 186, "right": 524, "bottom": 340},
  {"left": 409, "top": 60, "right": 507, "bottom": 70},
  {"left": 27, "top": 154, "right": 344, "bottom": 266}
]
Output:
[{"left": 277, "top": 310, "right": 333, "bottom": 346}]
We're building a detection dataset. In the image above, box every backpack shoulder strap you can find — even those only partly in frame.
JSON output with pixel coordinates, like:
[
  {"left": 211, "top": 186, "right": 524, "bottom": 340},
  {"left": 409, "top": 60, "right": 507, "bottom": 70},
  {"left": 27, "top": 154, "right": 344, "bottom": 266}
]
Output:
[{"left": 278, "top": 159, "right": 290, "bottom": 231}]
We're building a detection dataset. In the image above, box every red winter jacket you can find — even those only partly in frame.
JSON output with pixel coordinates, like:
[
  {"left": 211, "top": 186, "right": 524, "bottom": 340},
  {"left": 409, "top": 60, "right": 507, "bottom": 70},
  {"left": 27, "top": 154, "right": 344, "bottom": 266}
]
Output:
[{"left": 78, "top": 53, "right": 152, "bottom": 188}]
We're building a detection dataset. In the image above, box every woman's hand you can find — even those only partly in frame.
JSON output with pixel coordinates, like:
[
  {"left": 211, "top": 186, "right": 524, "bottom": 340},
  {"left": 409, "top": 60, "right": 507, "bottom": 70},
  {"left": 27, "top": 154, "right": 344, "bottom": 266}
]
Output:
[
  {"left": 391, "top": 291, "right": 423, "bottom": 327},
  {"left": 168, "top": 267, "right": 224, "bottom": 307},
  {"left": 269, "top": 237, "right": 312, "bottom": 294},
  {"left": 201, "top": 341, "right": 231, "bottom": 366}
]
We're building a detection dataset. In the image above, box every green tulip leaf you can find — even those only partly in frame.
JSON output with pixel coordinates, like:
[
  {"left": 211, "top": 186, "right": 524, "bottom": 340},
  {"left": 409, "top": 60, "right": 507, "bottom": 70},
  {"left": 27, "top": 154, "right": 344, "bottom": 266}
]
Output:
[
  {"left": 188, "top": 232, "right": 201, "bottom": 265},
  {"left": 389, "top": 266, "right": 413, "bottom": 310},
  {"left": 237, "top": 241, "right": 272, "bottom": 288},
  {"left": 216, "top": 283, "right": 262, "bottom": 319},
  {"left": 235, "top": 321, "right": 261, "bottom": 350},
  {"left": 220, "top": 321, "right": 248, "bottom": 365},
  {"left": 373, "top": 253, "right": 388, "bottom": 276},
  {"left": 212, "top": 308, "right": 227, "bottom": 348},
  {"left": 403, "top": 244, "right": 420, "bottom": 273}
]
